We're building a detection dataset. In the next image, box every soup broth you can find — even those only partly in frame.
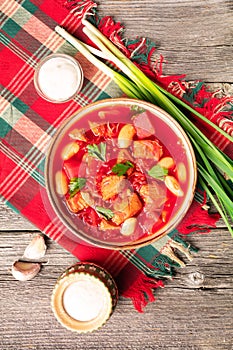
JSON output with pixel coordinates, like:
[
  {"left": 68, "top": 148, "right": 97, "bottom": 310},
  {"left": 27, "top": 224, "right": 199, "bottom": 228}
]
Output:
[{"left": 51, "top": 102, "right": 191, "bottom": 246}]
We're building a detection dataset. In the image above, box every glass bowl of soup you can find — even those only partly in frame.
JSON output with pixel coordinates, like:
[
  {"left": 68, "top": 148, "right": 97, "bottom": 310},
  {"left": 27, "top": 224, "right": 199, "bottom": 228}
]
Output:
[{"left": 45, "top": 98, "right": 197, "bottom": 249}]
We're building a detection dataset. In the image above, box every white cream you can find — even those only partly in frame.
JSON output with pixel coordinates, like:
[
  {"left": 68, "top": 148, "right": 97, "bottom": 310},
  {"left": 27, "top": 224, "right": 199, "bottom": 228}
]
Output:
[
  {"left": 37, "top": 55, "right": 82, "bottom": 102},
  {"left": 63, "top": 278, "right": 106, "bottom": 322}
]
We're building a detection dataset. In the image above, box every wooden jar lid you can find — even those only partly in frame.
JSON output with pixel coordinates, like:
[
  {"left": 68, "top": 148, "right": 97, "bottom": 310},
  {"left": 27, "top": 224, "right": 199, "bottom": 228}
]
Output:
[{"left": 51, "top": 262, "right": 118, "bottom": 333}]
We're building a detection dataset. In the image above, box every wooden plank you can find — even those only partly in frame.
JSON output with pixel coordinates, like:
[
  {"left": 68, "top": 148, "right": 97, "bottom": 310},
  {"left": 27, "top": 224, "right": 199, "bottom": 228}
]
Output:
[
  {"left": 97, "top": 0, "right": 233, "bottom": 81},
  {"left": 0, "top": 202, "right": 37, "bottom": 231},
  {"left": 0, "top": 229, "right": 232, "bottom": 349}
]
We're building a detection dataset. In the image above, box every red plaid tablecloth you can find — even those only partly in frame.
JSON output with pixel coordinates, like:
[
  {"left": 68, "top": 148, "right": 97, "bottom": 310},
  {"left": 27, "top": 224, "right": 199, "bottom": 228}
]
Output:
[{"left": 1, "top": 0, "right": 231, "bottom": 312}]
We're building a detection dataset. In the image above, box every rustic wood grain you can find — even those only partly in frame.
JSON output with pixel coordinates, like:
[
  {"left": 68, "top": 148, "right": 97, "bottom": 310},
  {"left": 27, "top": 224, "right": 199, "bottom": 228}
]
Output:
[
  {"left": 1, "top": 0, "right": 233, "bottom": 349},
  {"left": 1, "top": 227, "right": 233, "bottom": 350},
  {"left": 97, "top": 0, "right": 233, "bottom": 82}
]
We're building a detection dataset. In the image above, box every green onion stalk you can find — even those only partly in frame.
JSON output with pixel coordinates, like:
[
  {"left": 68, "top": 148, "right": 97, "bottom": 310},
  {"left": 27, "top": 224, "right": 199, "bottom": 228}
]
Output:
[{"left": 55, "top": 22, "right": 233, "bottom": 236}]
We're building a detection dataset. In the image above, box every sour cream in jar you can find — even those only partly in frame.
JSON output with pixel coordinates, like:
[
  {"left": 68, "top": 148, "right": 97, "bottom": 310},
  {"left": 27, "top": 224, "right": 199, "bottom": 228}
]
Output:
[
  {"left": 34, "top": 53, "right": 83, "bottom": 103},
  {"left": 63, "top": 277, "right": 109, "bottom": 322}
]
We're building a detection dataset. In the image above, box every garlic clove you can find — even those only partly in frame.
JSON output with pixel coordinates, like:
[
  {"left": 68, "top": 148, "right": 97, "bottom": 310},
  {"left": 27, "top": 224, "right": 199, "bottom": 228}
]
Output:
[
  {"left": 177, "top": 162, "right": 187, "bottom": 183},
  {"left": 55, "top": 170, "right": 68, "bottom": 195},
  {"left": 158, "top": 157, "right": 175, "bottom": 170},
  {"left": 165, "top": 175, "right": 184, "bottom": 197},
  {"left": 23, "top": 234, "right": 47, "bottom": 260},
  {"left": 118, "top": 124, "right": 136, "bottom": 148},
  {"left": 120, "top": 217, "right": 137, "bottom": 236},
  {"left": 11, "top": 261, "right": 41, "bottom": 281},
  {"left": 61, "top": 142, "right": 80, "bottom": 161}
]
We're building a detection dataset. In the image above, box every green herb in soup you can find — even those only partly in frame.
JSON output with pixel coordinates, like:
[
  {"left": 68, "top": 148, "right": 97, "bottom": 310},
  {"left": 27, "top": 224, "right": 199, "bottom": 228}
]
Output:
[
  {"left": 87, "top": 142, "right": 106, "bottom": 161},
  {"left": 96, "top": 206, "right": 114, "bottom": 220},
  {"left": 112, "top": 161, "right": 134, "bottom": 176},
  {"left": 148, "top": 164, "right": 168, "bottom": 180},
  {"left": 69, "top": 177, "right": 87, "bottom": 198}
]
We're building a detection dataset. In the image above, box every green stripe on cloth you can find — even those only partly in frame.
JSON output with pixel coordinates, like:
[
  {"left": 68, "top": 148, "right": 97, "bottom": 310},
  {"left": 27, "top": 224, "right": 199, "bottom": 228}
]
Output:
[
  {"left": 1, "top": 199, "right": 20, "bottom": 214},
  {"left": 97, "top": 90, "right": 114, "bottom": 101},
  {"left": 21, "top": 0, "right": 38, "bottom": 14},
  {"left": 2, "top": 18, "right": 21, "bottom": 38},
  {"left": 1, "top": 104, "right": 24, "bottom": 127},
  {"left": 0, "top": 119, "right": 12, "bottom": 138},
  {"left": 121, "top": 231, "right": 198, "bottom": 279},
  {"left": 12, "top": 98, "right": 29, "bottom": 114}
]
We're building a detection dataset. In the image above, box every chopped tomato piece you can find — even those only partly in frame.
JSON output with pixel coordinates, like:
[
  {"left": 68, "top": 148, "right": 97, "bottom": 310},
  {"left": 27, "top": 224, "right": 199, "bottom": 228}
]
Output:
[
  {"left": 63, "top": 151, "right": 85, "bottom": 180},
  {"left": 78, "top": 207, "right": 101, "bottom": 226},
  {"left": 128, "top": 171, "right": 147, "bottom": 192}
]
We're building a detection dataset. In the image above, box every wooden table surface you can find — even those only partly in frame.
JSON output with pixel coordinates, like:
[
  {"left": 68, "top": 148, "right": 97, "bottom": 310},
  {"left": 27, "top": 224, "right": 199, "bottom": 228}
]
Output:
[{"left": 0, "top": 1, "right": 233, "bottom": 349}]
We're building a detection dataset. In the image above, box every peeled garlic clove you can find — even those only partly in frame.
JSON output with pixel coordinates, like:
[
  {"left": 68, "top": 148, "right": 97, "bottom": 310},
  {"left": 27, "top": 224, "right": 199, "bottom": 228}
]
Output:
[
  {"left": 165, "top": 175, "right": 184, "bottom": 197},
  {"left": 23, "top": 234, "right": 47, "bottom": 260},
  {"left": 177, "top": 162, "right": 187, "bottom": 183},
  {"left": 158, "top": 157, "right": 175, "bottom": 169},
  {"left": 120, "top": 217, "right": 137, "bottom": 236},
  {"left": 55, "top": 170, "right": 68, "bottom": 195},
  {"left": 118, "top": 124, "right": 136, "bottom": 148},
  {"left": 12, "top": 261, "right": 41, "bottom": 281},
  {"left": 61, "top": 142, "right": 80, "bottom": 160}
]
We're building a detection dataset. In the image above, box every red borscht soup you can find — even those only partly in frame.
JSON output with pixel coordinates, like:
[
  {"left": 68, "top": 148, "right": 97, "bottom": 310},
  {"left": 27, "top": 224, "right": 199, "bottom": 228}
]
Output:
[{"left": 46, "top": 99, "right": 196, "bottom": 248}]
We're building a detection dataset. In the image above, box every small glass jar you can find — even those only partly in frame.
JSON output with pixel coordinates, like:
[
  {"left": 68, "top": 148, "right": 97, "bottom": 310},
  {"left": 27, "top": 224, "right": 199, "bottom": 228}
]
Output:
[
  {"left": 34, "top": 53, "right": 83, "bottom": 103},
  {"left": 51, "top": 262, "right": 118, "bottom": 333}
]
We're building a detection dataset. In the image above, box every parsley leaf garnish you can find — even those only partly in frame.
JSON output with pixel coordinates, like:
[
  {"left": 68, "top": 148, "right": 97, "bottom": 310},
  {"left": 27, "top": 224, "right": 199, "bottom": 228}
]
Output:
[
  {"left": 148, "top": 164, "right": 168, "bottom": 180},
  {"left": 87, "top": 142, "right": 106, "bottom": 161},
  {"left": 69, "top": 177, "right": 87, "bottom": 198},
  {"left": 96, "top": 206, "right": 114, "bottom": 220},
  {"left": 112, "top": 161, "right": 134, "bottom": 176}
]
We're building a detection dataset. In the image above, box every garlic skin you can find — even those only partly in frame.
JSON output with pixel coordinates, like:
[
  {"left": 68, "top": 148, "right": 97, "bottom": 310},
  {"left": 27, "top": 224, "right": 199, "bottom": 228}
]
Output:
[
  {"left": 11, "top": 261, "right": 41, "bottom": 281},
  {"left": 23, "top": 234, "right": 47, "bottom": 260}
]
